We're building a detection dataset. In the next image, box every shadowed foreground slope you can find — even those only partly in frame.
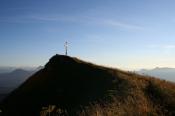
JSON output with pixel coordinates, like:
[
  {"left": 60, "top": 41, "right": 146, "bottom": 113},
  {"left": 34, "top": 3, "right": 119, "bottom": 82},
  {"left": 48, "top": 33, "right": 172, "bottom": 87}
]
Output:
[{"left": 0, "top": 54, "right": 175, "bottom": 116}]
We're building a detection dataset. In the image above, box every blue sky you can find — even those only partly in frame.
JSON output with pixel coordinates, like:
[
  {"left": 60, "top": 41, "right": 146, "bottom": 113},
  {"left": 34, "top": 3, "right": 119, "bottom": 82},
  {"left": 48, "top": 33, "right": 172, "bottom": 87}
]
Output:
[{"left": 1, "top": 0, "right": 175, "bottom": 70}]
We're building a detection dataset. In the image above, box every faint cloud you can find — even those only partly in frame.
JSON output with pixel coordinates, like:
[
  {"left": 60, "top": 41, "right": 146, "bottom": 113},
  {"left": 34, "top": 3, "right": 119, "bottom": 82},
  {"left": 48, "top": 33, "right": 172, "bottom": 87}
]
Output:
[
  {"left": 148, "top": 44, "right": 175, "bottom": 55},
  {"left": 163, "top": 45, "right": 175, "bottom": 49},
  {"left": 0, "top": 14, "right": 143, "bottom": 30},
  {"left": 29, "top": 15, "right": 79, "bottom": 22},
  {"left": 100, "top": 19, "right": 143, "bottom": 30},
  {"left": 0, "top": 16, "right": 31, "bottom": 23},
  {"left": 76, "top": 16, "right": 143, "bottom": 30},
  {"left": 148, "top": 44, "right": 175, "bottom": 49}
]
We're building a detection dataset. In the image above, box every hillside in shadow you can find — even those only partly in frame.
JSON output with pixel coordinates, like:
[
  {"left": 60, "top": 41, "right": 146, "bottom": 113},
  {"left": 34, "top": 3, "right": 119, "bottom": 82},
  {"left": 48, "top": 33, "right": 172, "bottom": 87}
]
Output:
[{"left": 0, "top": 54, "right": 175, "bottom": 116}]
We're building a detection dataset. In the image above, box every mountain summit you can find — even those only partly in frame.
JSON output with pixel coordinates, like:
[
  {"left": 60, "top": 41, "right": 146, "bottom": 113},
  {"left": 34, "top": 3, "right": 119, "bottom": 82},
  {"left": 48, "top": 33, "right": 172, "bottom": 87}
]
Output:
[{"left": 1, "top": 54, "right": 175, "bottom": 116}]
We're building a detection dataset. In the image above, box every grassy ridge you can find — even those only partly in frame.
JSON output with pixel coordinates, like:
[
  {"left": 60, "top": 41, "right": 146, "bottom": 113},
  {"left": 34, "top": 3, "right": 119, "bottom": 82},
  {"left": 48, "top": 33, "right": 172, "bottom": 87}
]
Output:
[{"left": 1, "top": 54, "right": 175, "bottom": 116}]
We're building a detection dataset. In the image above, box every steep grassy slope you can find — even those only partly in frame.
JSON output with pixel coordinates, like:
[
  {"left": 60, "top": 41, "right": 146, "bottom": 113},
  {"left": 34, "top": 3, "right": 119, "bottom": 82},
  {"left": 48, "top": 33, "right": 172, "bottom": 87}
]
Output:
[{"left": 0, "top": 54, "right": 175, "bottom": 116}]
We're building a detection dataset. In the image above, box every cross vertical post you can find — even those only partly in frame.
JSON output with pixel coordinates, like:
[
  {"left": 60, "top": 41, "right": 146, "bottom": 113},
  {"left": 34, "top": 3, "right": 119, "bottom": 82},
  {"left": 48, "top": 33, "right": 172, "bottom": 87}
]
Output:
[{"left": 64, "top": 41, "right": 68, "bottom": 56}]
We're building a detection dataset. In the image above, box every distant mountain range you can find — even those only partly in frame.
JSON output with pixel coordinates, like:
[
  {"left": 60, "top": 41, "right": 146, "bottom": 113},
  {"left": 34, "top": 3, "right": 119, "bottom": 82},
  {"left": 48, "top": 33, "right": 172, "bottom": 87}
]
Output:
[
  {"left": 0, "top": 66, "right": 42, "bottom": 73},
  {"left": 0, "top": 67, "right": 16, "bottom": 73},
  {"left": 0, "top": 54, "right": 175, "bottom": 116},
  {"left": 137, "top": 67, "right": 175, "bottom": 82},
  {"left": 0, "top": 66, "right": 43, "bottom": 101}
]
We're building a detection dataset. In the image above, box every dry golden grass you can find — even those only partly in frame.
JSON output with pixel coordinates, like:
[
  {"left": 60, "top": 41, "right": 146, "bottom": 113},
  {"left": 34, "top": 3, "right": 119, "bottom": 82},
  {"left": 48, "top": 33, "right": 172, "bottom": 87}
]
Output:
[{"left": 77, "top": 71, "right": 175, "bottom": 116}]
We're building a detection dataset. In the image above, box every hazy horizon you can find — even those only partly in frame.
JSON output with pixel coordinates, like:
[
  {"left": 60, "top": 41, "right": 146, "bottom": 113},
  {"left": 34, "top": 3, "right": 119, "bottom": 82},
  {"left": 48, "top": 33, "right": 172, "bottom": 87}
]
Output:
[
  {"left": 1, "top": 60, "right": 175, "bottom": 71},
  {"left": 1, "top": 0, "right": 175, "bottom": 70}
]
